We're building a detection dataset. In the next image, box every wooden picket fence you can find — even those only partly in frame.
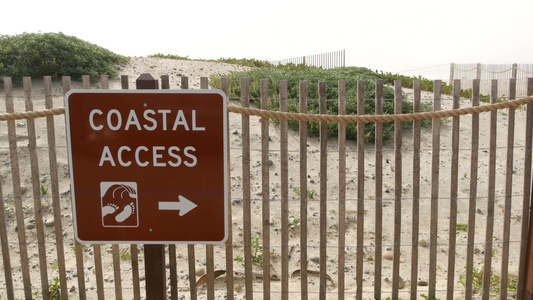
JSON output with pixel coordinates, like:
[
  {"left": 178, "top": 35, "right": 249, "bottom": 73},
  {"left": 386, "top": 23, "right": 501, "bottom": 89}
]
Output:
[
  {"left": 1, "top": 75, "right": 533, "bottom": 300},
  {"left": 270, "top": 50, "right": 345, "bottom": 69},
  {"left": 450, "top": 63, "right": 533, "bottom": 98}
]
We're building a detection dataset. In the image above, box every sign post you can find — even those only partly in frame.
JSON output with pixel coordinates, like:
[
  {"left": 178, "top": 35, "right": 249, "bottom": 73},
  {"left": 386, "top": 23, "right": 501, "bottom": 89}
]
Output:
[
  {"left": 136, "top": 73, "right": 165, "bottom": 300},
  {"left": 64, "top": 73, "right": 228, "bottom": 299}
]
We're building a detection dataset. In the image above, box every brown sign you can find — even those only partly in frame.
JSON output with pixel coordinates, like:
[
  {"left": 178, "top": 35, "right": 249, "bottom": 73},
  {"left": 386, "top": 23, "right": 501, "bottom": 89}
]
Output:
[{"left": 65, "top": 90, "right": 228, "bottom": 244}]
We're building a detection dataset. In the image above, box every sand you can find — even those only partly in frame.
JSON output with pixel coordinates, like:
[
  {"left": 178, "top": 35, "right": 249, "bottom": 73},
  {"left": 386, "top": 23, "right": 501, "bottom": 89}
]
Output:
[{"left": 0, "top": 57, "right": 528, "bottom": 299}]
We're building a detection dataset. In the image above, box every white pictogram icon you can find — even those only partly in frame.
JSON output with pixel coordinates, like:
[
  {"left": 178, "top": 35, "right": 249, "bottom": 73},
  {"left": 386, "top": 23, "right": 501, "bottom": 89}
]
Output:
[
  {"left": 158, "top": 195, "right": 197, "bottom": 216},
  {"left": 101, "top": 182, "right": 139, "bottom": 227}
]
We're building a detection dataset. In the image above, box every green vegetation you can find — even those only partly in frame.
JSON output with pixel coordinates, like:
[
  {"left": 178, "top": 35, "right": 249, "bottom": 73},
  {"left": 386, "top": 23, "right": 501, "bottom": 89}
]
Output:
[
  {"left": 149, "top": 53, "right": 277, "bottom": 68},
  {"left": 250, "top": 236, "right": 273, "bottom": 266},
  {"left": 49, "top": 277, "right": 61, "bottom": 299},
  {"left": 292, "top": 186, "right": 316, "bottom": 199},
  {"left": 23, "top": 204, "right": 32, "bottom": 214},
  {"left": 3, "top": 197, "right": 14, "bottom": 216},
  {"left": 508, "top": 273, "right": 519, "bottom": 292},
  {"left": 458, "top": 262, "right": 517, "bottom": 295},
  {"left": 456, "top": 223, "right": 468, "bottom": 231},
  {"left": 120, "top": 251, "right": 132, "bottom": 261},
  {"left": 235, "top": 236, "right": 273, "bottom": 267},
  {"left": 40, "top": 185, "right": 48, "bottom": 195},
  {"left": 3, "top": 203, "right": 13, "bottom": 215},
  {"left": 288, "top": 215, "right": 300, "bottom": 229},
  {"left": 149, "top": 53, "right": 192, "bottom": 61},
  {"left": 33, "top": 277, "right": 61, "bottom": 299},
  {"left": 0, "top": 32, "right": 128, "bottom": 86},
  {"left": 380, "top": 72, "right": 470, "bottom": 98},
  {"left": 211, "top": 66, "right": 433, "bottom": 143}
]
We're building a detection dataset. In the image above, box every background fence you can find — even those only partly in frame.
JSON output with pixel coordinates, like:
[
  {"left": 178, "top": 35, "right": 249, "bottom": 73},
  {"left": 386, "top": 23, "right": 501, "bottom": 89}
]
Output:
[
  {"left": 0, "top": 75, "right": 533, "bottom": 300},
  {"left": 270, "top": 50, "right": 345, "bottom": 69},
  {"left": 450, "top": 63, "right": 533, "bottom": 98}
]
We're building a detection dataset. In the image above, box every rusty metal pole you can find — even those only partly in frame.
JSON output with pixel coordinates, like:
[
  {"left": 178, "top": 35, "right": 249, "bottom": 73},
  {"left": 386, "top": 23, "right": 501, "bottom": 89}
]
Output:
[{"left": 136, "top": 73, "right": 166, "bottom": 300}]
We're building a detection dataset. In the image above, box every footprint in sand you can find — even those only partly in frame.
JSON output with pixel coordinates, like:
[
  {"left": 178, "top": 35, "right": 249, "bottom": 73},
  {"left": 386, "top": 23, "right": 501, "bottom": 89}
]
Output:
[{"left": 115, "top": 202, "right": 135, "bottom": 223}]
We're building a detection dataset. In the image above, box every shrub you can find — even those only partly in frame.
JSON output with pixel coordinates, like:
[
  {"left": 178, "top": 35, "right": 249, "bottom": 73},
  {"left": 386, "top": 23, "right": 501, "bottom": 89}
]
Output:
[
  {"left": 379, "top": 71, "right": 475, "bottom": 98},
  {"left": 0, "top": 32, "right": 128, "bottom": 86},
  {"left": 210, "top": 67, "right": 432, "bottom": 143},
  {"left": 149, "top": 53, "right": 191, "bottom": 61},
  {"left": 212, "top": 57, "right": 276, "bottom": 68}
]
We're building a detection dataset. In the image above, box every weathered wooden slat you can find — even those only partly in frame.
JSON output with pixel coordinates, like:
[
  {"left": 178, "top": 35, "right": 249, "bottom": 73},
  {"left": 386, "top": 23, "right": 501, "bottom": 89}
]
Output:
[
  {"left": 241, "top": 78, "right": 254, "bottom": 300},
  {"left": 23, "top": 77, "right": 50, "bottom": 299},
  {"left": 518, "top": 78, "right": 533, "bottom": 300},
  {"left": 181, "top": 76, "right": 189, "bottom": 90},
  {"left": 446, "top": 80, "right": 461, "bottom": 299},
  {"left": 100, "top": 74, "right": 109, "bottom": 89},
  {"left": 4, "top": 77, "right": 33, "bottom": 299},
  {"left": 206, "top": 244, "right": 215, "bottom": 300},
  {"left": 120, "top": 75, "right": 142, "bottom": 300},
  {"left": 131, "top": 244, "right": 141, "bottom": 300},
  {"left": 337, "top": 80, "right": 346, "bottom": 300},
  {"left": 279, "top": 80, "right": 290, "bottom": 300},
  {"left": 112, "top": 244, "right": 122, "bottom": 300},
  {"left": 318, "top": 81, "right": 327, "bottom": 300},
  {"left": 220, "top": 77, "right": 234, "bottom": 300},
  {"left": 465, "top": 79, "right": 480, "bottom": 300},
  {"left": 392, "top": 80, "right": 402, "bottom": 299},
  {"left": 410, "top": 80, "right": 421, "bottom": 300},
  {"left": 499, "top": 78, "right": 516, "bottom": 299},
  {"left": 299, "top": 80, "right": 309, "bottom": 299},
  {"left": 0, "top": 80, "right": 15, "bottom": 300},
  {"left": 482, "top": 80, "right": 498, "bottom": 300},
  {"left": 200, "top": 76, "right": 216, "bottom": 300},
  {"left": 261, "top": 79, "right": 271, "bottom": 300},
  {"left": 188, "top": 244, "right": 197, "bottom": 300},
  {"left": 121, "top": 74, "right": 129, "bottom": 90},
  {"left": 356, "top": 80, "right": 365, "bottom": 300},
  {"left": 81, "top": 75, "right": 105, "bottom": 300},
  {"left": 168, "top": 244, "right": 178, "bottom": 300},
  {"left": 161, "top": 74, "right": 170, "bottom": 89},
  {"left": 161, "top": 75, "right": 178, "bottom": 300},
  {"left": 374, "top": 79, "right": 384, "bottom": 298},
  {"left": 0, "top": 180, "right": 13, "bottom": 299},
  {"left": 62, "top": 76, "right": 87, "bottom": 300},
  {"left": 99, "top": 75, "right": 123, "bottom": 300},
  {"left": 82, "top": 75, "right": 90, "bottom": 89},
  {"left": 429, "top": 80, "right": 442, "bottom": 299},
  {"left": 44, "top": 76, "right": 68, "bottom": 300},
  {"left": 411, "top": 80, "right": 421, "bottom": 300},
  {"left": 178, "top": 76, "right": 197, "bottom": 300},
  {"left": 93, "top": 245, "right": 105, "bottom": 299}
]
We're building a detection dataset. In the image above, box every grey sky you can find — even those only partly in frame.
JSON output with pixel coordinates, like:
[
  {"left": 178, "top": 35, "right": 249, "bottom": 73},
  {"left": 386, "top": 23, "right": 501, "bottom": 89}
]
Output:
[{"left": 2, "top": 0, "right": 532, "bottom": 80}]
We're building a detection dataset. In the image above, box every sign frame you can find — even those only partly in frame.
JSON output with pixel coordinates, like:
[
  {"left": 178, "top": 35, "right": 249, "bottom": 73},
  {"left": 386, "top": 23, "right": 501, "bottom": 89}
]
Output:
[{"left": 65, "top": 89, "right": 228, "bottom": 244}]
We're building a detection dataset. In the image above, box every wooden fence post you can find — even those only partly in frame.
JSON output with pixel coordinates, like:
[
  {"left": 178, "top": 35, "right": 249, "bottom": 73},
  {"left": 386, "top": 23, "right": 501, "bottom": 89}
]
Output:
[
  {"left": 512, "top": 63, "right": 518, "bottom": 79},
  {"left": 136, "top": 73, "right": 166, "bottom": 300},
  {"left": 526, "top": 194, "right": 533, "bottom": 299},
  {"left": 449, "top": 63, "right": 455, "bottom": 86},
  {"left": 524, "top": 77, "right": 533, "bottom": 300}
]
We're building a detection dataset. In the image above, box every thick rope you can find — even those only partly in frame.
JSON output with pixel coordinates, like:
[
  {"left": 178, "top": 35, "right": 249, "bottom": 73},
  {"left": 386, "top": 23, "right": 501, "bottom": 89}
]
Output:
[
  {"left": 1, "top": 96, "right": 532, "bottom": 123},
  {"left": 228, "top": 96, "right": 533, "bottom": 123},
  {"left": 0, "top": 108, "right": 66, "bottom": 121}
]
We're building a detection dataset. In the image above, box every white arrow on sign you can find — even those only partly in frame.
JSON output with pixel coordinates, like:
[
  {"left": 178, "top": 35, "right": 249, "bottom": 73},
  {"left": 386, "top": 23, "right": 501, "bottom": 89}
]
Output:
[{"left": 158, "top": 196, "right": 198, "bottom": 216}]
